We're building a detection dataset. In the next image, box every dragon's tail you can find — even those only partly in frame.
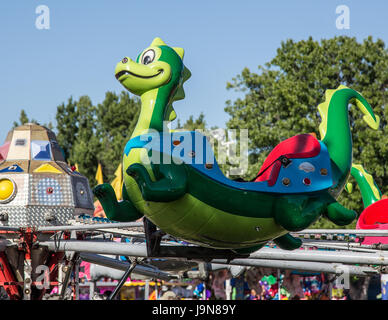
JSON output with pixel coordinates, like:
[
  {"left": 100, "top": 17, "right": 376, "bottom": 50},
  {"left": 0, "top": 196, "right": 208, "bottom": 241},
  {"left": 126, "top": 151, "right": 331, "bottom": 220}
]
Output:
[
  {"left": 317, "top": 85, "right": 380, "bottom": 140},
  {"left": 316, "top": 85, "right": 379, "bottom": 197},
  {"left": 347, "top": 164, "right": 382, "bottom": 208}
]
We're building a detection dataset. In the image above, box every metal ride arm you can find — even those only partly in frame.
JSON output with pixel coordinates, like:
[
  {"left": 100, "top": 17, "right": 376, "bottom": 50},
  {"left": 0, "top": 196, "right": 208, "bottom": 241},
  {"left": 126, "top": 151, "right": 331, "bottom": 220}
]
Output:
[
  {"left": 57, "top": 255, "right": 79, "bottom": 300},
  {"left": 79, "top": 252, "right": 174, "bottom": 281},
  {"left": 35, "top": 221, "right": 388, "bottom": 292},
  {"left": 108, "top": 258, "right": 137, "bottom": 300},
  {"left": 143, "top": 218, "right": 163, "bottom": 257},
  {"left": 39, "top": 239, "right": 387, "bottom": 277},
  {"left": 294, "top": 229, "right": 388, "bottom": 236},
  {"left": 36, "top": 222, "right": 143, "bottom": 232}
]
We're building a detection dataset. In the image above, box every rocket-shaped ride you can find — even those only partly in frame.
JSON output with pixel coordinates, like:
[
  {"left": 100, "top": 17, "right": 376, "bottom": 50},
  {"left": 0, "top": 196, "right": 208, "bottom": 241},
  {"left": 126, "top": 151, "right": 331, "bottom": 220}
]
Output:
[
  {"left": 0, "top": 123, "right": 95, "bottom": 300},
  {"left": 0, "top": 123, "right": 94, "bottom": 227}
]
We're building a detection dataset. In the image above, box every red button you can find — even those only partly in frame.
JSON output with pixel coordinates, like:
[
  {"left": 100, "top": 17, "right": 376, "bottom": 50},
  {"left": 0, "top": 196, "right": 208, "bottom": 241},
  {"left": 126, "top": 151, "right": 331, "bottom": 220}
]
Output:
[{"left": 303, "top": 178, "right": 311, "bottom": 186}]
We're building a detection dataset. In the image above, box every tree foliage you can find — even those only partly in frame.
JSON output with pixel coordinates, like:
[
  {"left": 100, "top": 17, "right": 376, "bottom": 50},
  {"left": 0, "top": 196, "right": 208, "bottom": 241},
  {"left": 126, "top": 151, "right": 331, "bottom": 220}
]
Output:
[
  {"left": 95, "top": 91, "right": 140, "bottom": 181},
  {"left": 13, "top": 109, "right": 52, "bottom": 129},
  {"left": 176, "top": 113, "right": 207, "bottom": 131},
  {"left": 55, "top": 91, "right": 140, "bottom": 186},
  {"left": 55, "top": 93, "right": 205, "bottom": 187},
  {"left": 56, "top": 97, "right": 78, "bottom": 161},
  {"left": 225, "top": 36, "right": 388, "bottom": 227}
]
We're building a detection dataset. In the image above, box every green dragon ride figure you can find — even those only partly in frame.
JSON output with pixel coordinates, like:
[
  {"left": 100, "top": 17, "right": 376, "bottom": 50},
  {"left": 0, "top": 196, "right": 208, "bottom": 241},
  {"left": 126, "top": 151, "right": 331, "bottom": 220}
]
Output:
[
  {"left": 346, "top": 164, "right": 383, "bottom": 209},
  {"left": 94, "top": 37, "right": 380, "bottom": 253},
  {"left": 345, "top": 164, "right": 388, "bottom": 245}
]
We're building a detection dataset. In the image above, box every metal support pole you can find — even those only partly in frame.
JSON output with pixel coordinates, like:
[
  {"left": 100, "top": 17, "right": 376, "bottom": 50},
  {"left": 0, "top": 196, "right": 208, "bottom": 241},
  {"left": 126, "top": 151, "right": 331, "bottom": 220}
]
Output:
[
  {"left": 74, "top": 258, "right": 80, "bottom": 300},
  {"left": 302, "top": 242, "right": 382, "bottom": 253},
  {"left": 145, "top": 280, "right": 149, "bottom": 300},
  {"left": 294, "top": 229, "right": 388, "bottom": 236},
  {"left": 37, "top": 222, "right": 143, "bottom": 232},
  {"left": 59, "top": 255, "right": 78, "bottom": 299},
  {"left": 209, "top": 258, "right": 379, "bottom": 277},
  {"left": 108, "top": 259, "right": 137, "bottom": 300},
  {"left": 59, "top": 263, "right": 70, "bottom": 299},
  {"left": 23, "top": 258, "right": 32, "bottom": 300},
  {"left": 40, "top": 240, "right": 384, "bottom": 277},
  {"left": 79, "top": 252, "right": 173, "bottom": 281},
  {"left": 225, "top": 279, "right": 231, "bottom": 300},
  {"left": 40, "top": 241, "right": 245, "bottom": 260},
  {"left": 40, "top": 241, "right": 149, "bottom": 257},
  {"left": 89, "top": 281, "right": 95, "bottom": 299},
  {"left": 57, "top": 262, "right": 64, "bottom": 296},
  {"left": 247, "top": 247, "right": 388, "bottom": 266},
  {"left": 328, "top": 279, "right": 333, "bottom": 300}
]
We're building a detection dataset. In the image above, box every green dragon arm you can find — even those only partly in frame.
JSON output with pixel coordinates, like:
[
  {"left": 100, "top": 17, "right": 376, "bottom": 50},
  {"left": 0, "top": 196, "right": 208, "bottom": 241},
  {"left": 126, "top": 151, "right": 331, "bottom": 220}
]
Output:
[
  {"left": 93, "top": 183, "right": 143, "bottom": 222},
  {"left": 274, "top": 195, "right": 356, "bottom": 231},
  {"left": 274, "top": 197, "right": 325, "bottom": 232},
  {"left": 273, "top": 233, "right": 302, "bottom": 250},
  {"left": 324, "top": 201, "right": 356, "bottom": 225},
  {"left": 127, "top": 163, "right": 187, "bottom": 202}
]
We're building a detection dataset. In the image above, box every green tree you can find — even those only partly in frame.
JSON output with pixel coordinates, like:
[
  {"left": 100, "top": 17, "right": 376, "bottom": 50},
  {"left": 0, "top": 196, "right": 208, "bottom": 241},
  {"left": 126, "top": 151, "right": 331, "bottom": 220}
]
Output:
[
  {"left": 56, "top": 97, "right": 79, "bottom": 161},
  {"left": 176, "top": 113, "right": 206, "bottom": 131},
  {"left": 69, "top": 96, "right": 100, "bottom": 183},
  {"left": 13, "top": 109, "right": 38, "bottom": 128},
  {"left": 95, "top": 91, "right": 140, "bottom": 182},
  {"left": 225, "top": 36, "right": 388, "bottom": 228},
  {"left": 55, "top": 92, "right": 141, "bottom": 186},
  {"left": 13, "top": 109, "right": 53, "bottom": 131}
]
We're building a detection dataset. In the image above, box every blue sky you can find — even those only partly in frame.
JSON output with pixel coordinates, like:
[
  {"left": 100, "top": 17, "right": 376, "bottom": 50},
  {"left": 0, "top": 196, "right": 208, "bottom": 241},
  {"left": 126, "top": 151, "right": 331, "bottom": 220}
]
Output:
[{"left": 0, "top": 0, "right": 387, "bottom": 142}]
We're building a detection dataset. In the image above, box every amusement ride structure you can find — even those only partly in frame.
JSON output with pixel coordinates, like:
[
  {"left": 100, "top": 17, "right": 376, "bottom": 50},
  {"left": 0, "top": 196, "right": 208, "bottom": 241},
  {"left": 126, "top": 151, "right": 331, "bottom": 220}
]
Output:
[{"left": 0, "top": 38, "right": 387, "bottom": 300}]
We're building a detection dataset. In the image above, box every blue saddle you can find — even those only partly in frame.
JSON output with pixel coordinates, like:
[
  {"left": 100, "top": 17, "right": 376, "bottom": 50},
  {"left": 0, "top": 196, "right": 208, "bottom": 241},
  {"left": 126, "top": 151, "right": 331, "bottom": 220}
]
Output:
[{"left": 124, "top": 131, "right": 334, "bottom": 194}]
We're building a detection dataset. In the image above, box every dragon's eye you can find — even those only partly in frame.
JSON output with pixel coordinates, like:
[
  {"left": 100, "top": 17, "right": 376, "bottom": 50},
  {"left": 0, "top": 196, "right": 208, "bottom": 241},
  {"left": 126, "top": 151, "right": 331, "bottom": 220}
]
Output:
[{"left": 141, "top": 49, "right": 155, "bottom": 65}]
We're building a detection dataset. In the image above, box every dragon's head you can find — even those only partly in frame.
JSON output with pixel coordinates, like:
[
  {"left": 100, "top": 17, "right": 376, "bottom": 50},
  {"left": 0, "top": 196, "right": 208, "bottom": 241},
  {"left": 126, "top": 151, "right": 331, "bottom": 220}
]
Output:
[{"left": 115, "top": 37, "right": 191, "bottom": 124}]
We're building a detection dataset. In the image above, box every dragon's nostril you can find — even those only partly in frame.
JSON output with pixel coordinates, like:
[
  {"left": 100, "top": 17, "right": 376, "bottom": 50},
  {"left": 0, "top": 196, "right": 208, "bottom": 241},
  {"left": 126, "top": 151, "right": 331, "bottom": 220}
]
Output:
[{"left": 122, "top": 57, "right": 128, "bottom": 64}]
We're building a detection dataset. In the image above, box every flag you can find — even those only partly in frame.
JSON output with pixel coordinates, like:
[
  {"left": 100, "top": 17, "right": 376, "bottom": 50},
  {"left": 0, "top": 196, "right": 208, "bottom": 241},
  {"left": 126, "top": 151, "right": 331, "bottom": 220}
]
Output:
[
  {"left": 95, "top": 163, "right": 103, "bottom": 185},
  {"left": 111, "top": 163, "right": 123, "bottom": 200}
]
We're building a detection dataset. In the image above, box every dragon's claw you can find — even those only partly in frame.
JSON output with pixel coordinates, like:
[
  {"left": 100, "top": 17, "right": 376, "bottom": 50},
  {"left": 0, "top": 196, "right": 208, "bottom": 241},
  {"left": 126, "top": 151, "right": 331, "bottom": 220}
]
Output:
[
  {"left": 93, "top": 183, "right": 112, "bottom": 198},
  {"left": 325, "top": 202, "right": 356, "bottom": 225},
  {"left": 126, "top": 164, "right": 146, "bottom": 179}
]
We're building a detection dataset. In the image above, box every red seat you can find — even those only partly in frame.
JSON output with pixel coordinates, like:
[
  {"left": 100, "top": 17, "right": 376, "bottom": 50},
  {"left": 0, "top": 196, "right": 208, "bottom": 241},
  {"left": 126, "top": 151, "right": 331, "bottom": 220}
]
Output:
[
  {"left": 358, "top": 199, "right": 388, "bottom": 227},
  {"left": 255, "top": 134, "right": 321, "bottom": 186},
  {"left": 356, "top": 198, "right": 388, "bottom": 245}
]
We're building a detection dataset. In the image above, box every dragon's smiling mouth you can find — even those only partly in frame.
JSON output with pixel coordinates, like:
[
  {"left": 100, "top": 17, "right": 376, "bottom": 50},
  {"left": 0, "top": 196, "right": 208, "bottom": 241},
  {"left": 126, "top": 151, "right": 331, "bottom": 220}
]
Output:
[{"left": 115, "top": 69, "right": 163, "bottom": 80}]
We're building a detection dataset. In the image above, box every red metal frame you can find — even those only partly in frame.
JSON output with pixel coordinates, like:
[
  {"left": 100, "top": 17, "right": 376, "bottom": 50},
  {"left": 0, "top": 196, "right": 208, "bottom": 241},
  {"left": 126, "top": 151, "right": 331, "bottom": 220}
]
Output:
[
  {"left": 0, "top": 252, "right": 20, "bottom": 300},
  {"left": 0, "top": 228, "right": 70, "bottom": 300}
]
